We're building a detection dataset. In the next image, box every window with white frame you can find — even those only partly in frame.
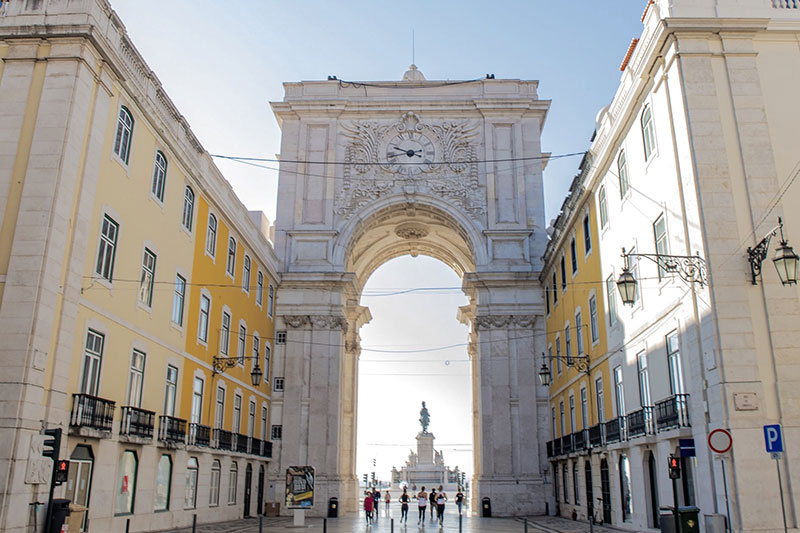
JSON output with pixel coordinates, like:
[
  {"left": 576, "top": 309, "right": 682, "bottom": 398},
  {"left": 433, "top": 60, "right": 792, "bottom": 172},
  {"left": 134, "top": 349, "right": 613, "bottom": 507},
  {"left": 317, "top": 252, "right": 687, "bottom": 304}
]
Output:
[
  {"left": 264, "top": 343, "right": 271, "bottom": 381},
  {"left": 115, "top": 450, "right": 137, "bottom": 515},
  {"left": 559, "top": 401, "right": 565, "bottom": 438},
  {"left": 641, "top": 105, "right": 656, "bottom": 161},
  {"left": 172, "top": 274, "right": 186, "bottom": 326},
  {"left": 237, "top": 324, "right": 246, "bottom": 365},
  {"left": 190, "top": 378, "right": 203, "bottom": 425},
  {"left": 95, "top": 215, "right": 119, "bottom": 281},
  {"left": 81, "top": 330, "right": 104, "bottom": 396},
  {"left": 551, "top": 407, "right": 556, "bottom": 437},
  {"left": 666, "top": 330, "right": 685, "bottom": 395},
  {"left": 569, "top": 394, "right": 576, "bottom": 433},
  {"left": 595, "top": 377, "right": 605, "bottom": 423},
  {"left": 209, "top": 460, "right": 220, "bottom": 507},
  {"left": 565, "top": 325, "right": 572, "bottom": 364},
  {"left": 653, "top": 214, "right": 669, "bottom": 280},
  {"left": 617, "top": 150, "right": 629, "bottom": 198},
  {"left": 220, "top": 312, "right": 231, "bottom": 355},
  {"left": 252, "top": 334, "right": 260, "bottom": 371},
  {"left": 228, "top": 463, "right": 238, "bottom": 505},
  {"left": 583, "top": 213, "right": 592, "bottom": 254},
  {"left": 154, "top": 454, "right": 172, "bottom": 511},
  {"left": 276, "top": 331, "right": 286, "bottom": 344},
  {"left": 152, "top": 151, "right": 167, "bottom": 202},
  {"left": 260, "top": 406, "right": 268, "bottom": 441},
  {"left": 552, "top": 272, "right": 558, "bottom": 305},
  {"left": 242, "top": 255, "right": 250, "bottom": 292},
  {"left": 113, "top": 106, "right": 134, "bottom": 164},
  {"left": 164, "top": 365, "right": 178, "bottom": 417},
  {"left": 271, "top": 425, "right": 282, "bottom": 440},
  {"left": 198, "top": 294, "right": 210, "bottom": 343},
  {"left": 182, "top": 186, "right": 194, "bottom": 231},
  {"left": 274, "top": 377, "right": 284, "bottom": 391},
  {"left": 614, "top": 365, "right": 625, "bottom": 416},
  {"left": 256, "top": 271, "right": 264, "bottom": 306},
  {"left": 570, "top": 237, "right": 578, "bottom": 274},
  {"left": 127, "top": 349, "right": 146, "bottom": 407},
  {"left": 599, "top": 185, "right": 608, "bottom": 229},
  {"left": 575, "top": 311, "right": 584, "bottom": 355},
  {"left": 226, "top": 237, "right": 236, "bottom": 277},
  {"left": 545, "top": 285, "right": 550, "bottom": 315},
  {"left": 606, "top": 274, "right": 617, "bottom": 326},
  {"left": 248, "top": 401, "right": 255, "bottom": 438},
  {"left": 268, "top": 285, "right": 274, "bottom": 317},
  {"left": 637, "top": 351, "right": 651, "bottom": 407},
  {"left": 233, "top": 394, "right": 242, "bottom": 434},
  {"left": 555, "top": 336, "right": 562, "bottom": 374},
  {"left": 560, "top": 256, "right": 567, "bottom": 291},
  {"left": 185, "top": 457, "right": 198, "bottom": 509},
  {"left": 589, "top": 295, "right": 599, "bottom": 343},
  {"left": 138, "top": 248, "right": 156, "bottom": 307},
  {"left": 206, "top": 214, "right": 217, "bottom": 256},
  {"left": 580, "top": 387, "right": 588, "bottom": 429},
  {"left": 214, "top": 386, "right": 224, "bottom": 429}
]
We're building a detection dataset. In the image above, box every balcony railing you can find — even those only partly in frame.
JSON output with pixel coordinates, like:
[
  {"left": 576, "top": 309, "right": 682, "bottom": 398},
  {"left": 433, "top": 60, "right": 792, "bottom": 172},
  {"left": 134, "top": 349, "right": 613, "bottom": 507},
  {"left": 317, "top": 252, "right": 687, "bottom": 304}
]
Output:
[
  {"left": 120, "top": 406, "right": 155, "bottom": 439},
  {"left": 158, "top": 415, "right": 187, "bottom": 444},
  {"left": 214, "top": 428, "right": 233, "bottom": 451},
  {"left": 235, "top": 433, "right": 249, "bottom": 453},
  {"left": 546, "top": 440, "right": 554, "bottom": 458},
  {"left": 562, "top": 433, "right": 575, "bottom": 454},
  {"left": 604, "top": 417, "right": 625, "bottom": 444},
  {"left": 260, "top": 440, "right": 272, "bottom": 458},
  {"left": 627, "top": 407, "right": 654, "bottom": 438},
  {"left": 655, "top": 394, "right": 690, "bottom": 431},
  {"left": 589, "top": 424, "right": 604, "bottom": 447},
  {"left": 573, "top": 429, "right": 587, "bottom": 451},
  {"left": 70, "top": 393, "right": 115, "bottom": 432},
  {"left": 553, "top": 437, "right": 562, "bottom": 457},
  {"left": 188, "top": 423, "right": 211, "bottom": 447}
]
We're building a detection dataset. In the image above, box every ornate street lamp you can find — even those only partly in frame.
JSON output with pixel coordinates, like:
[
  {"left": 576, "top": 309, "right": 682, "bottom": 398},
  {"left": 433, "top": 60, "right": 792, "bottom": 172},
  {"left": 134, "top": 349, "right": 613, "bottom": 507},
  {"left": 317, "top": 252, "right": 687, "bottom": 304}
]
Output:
[
  {"left": 212, "top": 356, "right": 264, "bottom": 387},
  {"left": 538, "top": 362, "right": 552, "bottom": 386},
  {"left": 616, "top": 266, "right": 638, "bottom": 306},
  {"left": 616, "top": 247, "right": 707, "bottom": 306},
  {"left": 748, "top": 217, "right": 799, "bottom": 285}
]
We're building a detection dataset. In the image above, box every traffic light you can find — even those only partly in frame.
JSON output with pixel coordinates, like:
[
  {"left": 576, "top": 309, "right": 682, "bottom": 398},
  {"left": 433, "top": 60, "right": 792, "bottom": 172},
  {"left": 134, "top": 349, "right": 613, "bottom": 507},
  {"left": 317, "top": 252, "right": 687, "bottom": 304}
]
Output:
[
  {"left": 362, "top": 474, "right": 368, "bottom": 485},
  {"left": 42, "top": 428, "right": 61, "bottom": 460},
  {"left": 54, "top": 460, "right": 69, "bottom": 485},
  {"left": 668, "top": 455, "right": 681, "bottom": 479},
  {"left": 371, "top": 471, "right": 375, "bottom": 484}
]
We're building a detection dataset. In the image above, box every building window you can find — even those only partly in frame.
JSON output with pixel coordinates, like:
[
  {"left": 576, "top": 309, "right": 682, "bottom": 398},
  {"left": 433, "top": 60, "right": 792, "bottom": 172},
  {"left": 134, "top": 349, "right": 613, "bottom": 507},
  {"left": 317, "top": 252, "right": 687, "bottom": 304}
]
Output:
[
  {"left": 620, "top": 455, "right": 632, "bottom": 521},
  {"left": 569, "top": 395, "right": 576, "bottom": 433},
  {"left": 164, "top": 365, "right": 178, "bottom": 417},
  {"left": 237, "top": 324, "right": 246, "bottom": 365},
  {"left": 182, "top": 186, "right": 194, "bottom": 231},
  {"left": 198, "top": 295, "right": 210, "bottom": 343},
  {"left": 666, "top": 330, "right": 684, "bottom": 395},
  {"left": 276, "top": 331, "right": 286, "bottom": 344},
  {"left": 570, "top": 237, "right": 578, "bottom": 274},
  {"left": 575, "top": 312, "right": 584, "bottom": 355},
  {"left": 113, "top": 106, "right": 134, "bottom": 164},
  {"left": 653, "top": 214, "right": 669, "bottom": 279},
  {"left": 271, "top": 425, "right": 282, "bottom": 440},
  {"left": 560, "top": 256, "right": 567, "bottom": 291},
  {"left": 228, "top": 462, "right": 238, "bottom": 505},
  {"left": 191, "top": 378, "right": 203, "bottom": 425},
  {"left": 95, "top": 215, "right": 119, "bottom": 282},
  {"left": 220, "top": 312, "right": 231, "bottom": 356},
  {"left": 172, "top": 274, "right": 186, "bottom": 326},
  {"left": 583, "top": 214, "right": 592, "bottom": 254},
  {"left": 573, "top": 462, "right": 580, "bottom": 504},
  {"left": 242, "top": 255, "right": 251, "bottom": 292},
  {"left": 595, "top": 377, "right": 605, "bottom": 423},
  {"left": 209, "top": 460, "right": 221, "bottom": 507},
  {"left": 127, "top": 350, "right": 146, "bottom": 407},
  {"left": 274, "top": 377, "right": 284, "bottom": 391},
  {"left": 606, "top": 274, "right": 617, "bottom": 326},
  {"left": 138, "top": 248, "right": 156, "bottom": 307},
  {"left": 637, "top": 351, "right": 651, "bottom": 407},
  {"left": 555, "top": 337, "right": 562, "bottom": 374},
  {"left": 233, "top": 394, "right": 242, "bottom": 434},
  {"left": 580, "top": 387, "right": 588, "bottom": 429},
  {"left": 185, "top": 457, "right": 198, "bottom": 509},
  {"left": 641, "top": 105, "right": 656, "bottom": 161},
  {"left": 598, "top": 186, "right": 608, "bottom": 229},
  {"left": 545, "top": 285, "right": 550, "bottom": 315},
  {"left": 589, "top": 295, "right": 599, "bottom": 343},
  {"left": 261, "top": 406, "right": 268, "bottom": 441},
  {"left": 565, "top": 325, "right": 572, "bottom": 364},
  {"left": 617, "top": 150, "right": 629, "bottom": 199},
  {"left": 115, "top": 450, "right": 138, "bottom": 515},
  {"left": 248, "top": 401, "right": 256, "bottom": 438},
  {"left": 264, "top": 344, "right": 271, "bottom": 381},
  {"left": 552, "top": 272, "right": 558, "bottom": 305},
  {"left": 152, "top": 151, "right": 167, "bottom": 202},
  {"left": 256, "top": 271, "right": 264, "bottom": 306},
  {"left": 268, "top": 285, "right": 275, "bottom": 317},
  {"left": 214, "top": 387, "right": 224, "bottom": 429},
  {"left": 206, "top": 214, "right": 217, "bottom": 256},
  {"left": 226, "top": 237, "right": 236, "bottom": 277},
  {"left": 614, "top": 366, "right": 625, "bottom": 417},
  {"left": 80, "top": 330, "right": 104, "bottom": 396},
  {"left": 252, "top": 334, "right": 260, "bottom": 372},
  {"left": 551, "top": 407, "right": 556, "bottom": 437},
  {"left": 154, "top": 454, "right": 172, "bottom": 512},
  {"left": 559, "top": 402, "right": 565, "bottom": 438},
  {"left": 563, "top": 464, "right": 569, "bottom": 503}
]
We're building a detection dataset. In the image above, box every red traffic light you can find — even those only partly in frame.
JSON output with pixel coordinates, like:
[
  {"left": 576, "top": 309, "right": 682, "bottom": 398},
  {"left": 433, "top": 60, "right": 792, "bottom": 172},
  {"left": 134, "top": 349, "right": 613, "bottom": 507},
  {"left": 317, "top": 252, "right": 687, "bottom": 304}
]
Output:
[
  {"left": 669, "top": 457, "right": 679, "bottom": 468},
  {"left": 57, "top": 460, "right": 69, "bottom": 472},
  {"left": 54, "top": 459, "right": 70, "bottom": 485}
]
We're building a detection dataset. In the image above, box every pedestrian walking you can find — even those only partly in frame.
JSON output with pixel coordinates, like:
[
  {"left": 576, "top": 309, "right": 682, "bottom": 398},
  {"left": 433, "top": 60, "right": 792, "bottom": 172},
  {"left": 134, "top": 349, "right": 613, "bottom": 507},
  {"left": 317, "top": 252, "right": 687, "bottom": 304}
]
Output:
[
  {"left": 455, "top": 487, "right": 464, "bottom": 516},
  {"left": 417, "top": 486, "right": 428, "bottom": 525},
  {"left": 364, "top": 492, "right": 374, "bottom": 525},
  {"left": 384, "top": 490, "right": 391, "bottom": 517},
  {"left": 436, "top": 488, "right": 447, "bottom": 525},
  {"left": 373, "top": 488, "right": 381, "bottom": 521},
  {"left": 400, "top": 487, "right": 410, "bottom": 524},
  {"left": 429, "top": 488, "right": 437, "bottom": 521}
]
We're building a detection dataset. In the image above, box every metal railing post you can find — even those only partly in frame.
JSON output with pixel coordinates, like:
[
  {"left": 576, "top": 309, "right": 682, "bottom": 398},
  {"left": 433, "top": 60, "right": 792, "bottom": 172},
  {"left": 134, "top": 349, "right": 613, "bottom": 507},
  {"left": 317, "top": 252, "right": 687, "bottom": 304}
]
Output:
[{"left": 191, "top": 513, "right": 197, "bottom": 533}]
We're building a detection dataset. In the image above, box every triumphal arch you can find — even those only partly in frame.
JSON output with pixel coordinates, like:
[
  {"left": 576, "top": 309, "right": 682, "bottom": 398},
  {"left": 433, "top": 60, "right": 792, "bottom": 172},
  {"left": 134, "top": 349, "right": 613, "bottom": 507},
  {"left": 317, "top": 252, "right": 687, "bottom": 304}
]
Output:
[{"left": 268, "top": 67, "right": 551, "bottom": 516}]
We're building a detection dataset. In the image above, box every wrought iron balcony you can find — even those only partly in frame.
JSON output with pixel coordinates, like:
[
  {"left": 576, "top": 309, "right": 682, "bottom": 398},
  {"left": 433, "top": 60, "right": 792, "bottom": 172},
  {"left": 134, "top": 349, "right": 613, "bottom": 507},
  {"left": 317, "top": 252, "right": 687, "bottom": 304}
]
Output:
[
  {"left": 158, "top": 415, "right": 187, "bottom": 444},
  {"left": 120, "top": 406, "right": 155, "bottom": 439},
  {"left": 250, "top": 437, "right": 261, "bottom": 456},
  {"left": 70, "top": 393, "right": 115, "bottom": 433},
  {"left": 260, "top": 440, "right": 272, "bottom": 458},
  {"left": 213, "top": 428, "right": 233, "bottom": 451},
  {"left": 188, "top": 423, "right": 211, "bottom": 447},
  {"left": 546, "top": 440, "right": 554, "bottom": 458},
  {"left": 655, "top": 394, "right": 690, "bottom": 431},
  {"left": 573, "top": 429, "right": 588, "bottom": 451},
  {"left": 553, "top": 437, "right": 562, "bottom": 457},
  {"left": 235, "top": 433, "right": 249, "bottom": 453},
  {"left": 562, "top": 433, "right": 575, "bottom": 454},
  {"left": 626, "top": 407, "right": 654, "bottom": 438},
  {"left": 603, "top": 417, "right": 625, "bottom": 444},
  {"left": 588, "top": 424, "right": 604, "bottom": 447}
]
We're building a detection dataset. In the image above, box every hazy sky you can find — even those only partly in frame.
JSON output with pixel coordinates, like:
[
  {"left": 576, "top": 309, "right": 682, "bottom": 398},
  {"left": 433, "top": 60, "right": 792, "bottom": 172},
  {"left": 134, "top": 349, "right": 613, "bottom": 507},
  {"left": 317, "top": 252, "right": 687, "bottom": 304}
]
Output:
[{"left": 110, "top": 0, "right": 646, "bottom": 481}]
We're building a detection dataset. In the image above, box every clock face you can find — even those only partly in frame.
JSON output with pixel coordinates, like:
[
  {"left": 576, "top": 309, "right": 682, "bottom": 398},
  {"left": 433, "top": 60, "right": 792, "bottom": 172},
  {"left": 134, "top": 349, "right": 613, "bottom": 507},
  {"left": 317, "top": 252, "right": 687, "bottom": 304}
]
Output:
[{"left": 385, "top": 131, "right": 435, "bottom": 176}]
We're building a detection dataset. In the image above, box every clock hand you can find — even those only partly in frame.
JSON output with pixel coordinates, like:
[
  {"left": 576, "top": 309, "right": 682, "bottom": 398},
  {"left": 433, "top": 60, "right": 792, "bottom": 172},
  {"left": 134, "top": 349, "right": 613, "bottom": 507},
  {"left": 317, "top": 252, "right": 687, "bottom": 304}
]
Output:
[{"left": 392, "top": 146, "right": 407, "bottom": 151}]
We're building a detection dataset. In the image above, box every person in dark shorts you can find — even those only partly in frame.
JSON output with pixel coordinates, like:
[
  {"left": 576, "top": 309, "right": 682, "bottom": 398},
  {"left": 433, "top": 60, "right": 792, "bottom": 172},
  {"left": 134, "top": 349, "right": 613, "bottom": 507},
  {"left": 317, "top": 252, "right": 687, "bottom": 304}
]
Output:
[
  {"left": 417, "top": 486, "right": 427, "bottom": 524},
  {"left": 455, "top": 487, "right": 464, "bottom": 515},
  {"left": 436, "top": 487, "right": 447, "bottom": 525},
  {"left": 400, "top": 487, "right": 411, "bottom": 523},
  {"left": 429, "top": 488, "right": 437, "bottom": 521}
]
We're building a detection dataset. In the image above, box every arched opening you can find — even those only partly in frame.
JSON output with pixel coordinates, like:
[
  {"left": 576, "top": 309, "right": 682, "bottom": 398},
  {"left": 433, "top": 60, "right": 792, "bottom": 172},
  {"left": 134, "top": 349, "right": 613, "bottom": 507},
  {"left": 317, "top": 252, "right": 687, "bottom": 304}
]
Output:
[
  {"left": 356, "top": 255, "right": 473, "bottom": 502},
  {"left": 645, "top": 451, "right": 660, "bottom": 528}
]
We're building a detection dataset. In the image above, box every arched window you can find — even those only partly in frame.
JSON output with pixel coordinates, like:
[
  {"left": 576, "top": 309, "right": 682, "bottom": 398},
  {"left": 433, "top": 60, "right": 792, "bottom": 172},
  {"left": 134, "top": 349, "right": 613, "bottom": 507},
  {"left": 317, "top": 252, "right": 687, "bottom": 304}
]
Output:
[
  {"left": 226, "top": 237, "right": 236, "bottom": 276},
  {"left": 206, "top": 214, "right": 217, "bottom": 256},
  {"left": 154, "top": 454, "right": 172, "bottom": 511},
  {"left": 185, "top": 457, "right": 198, "bottom": 509},
  {"left": 228, "top": 462, "right": 238, "bottom": 504},
  {"left": 242, "top": 255, "right": 251, "bottom": 292},
  {"left": 115, "top": 450, "right": 138, "bottom": 515},
  {"left": 182, "top": 186, "right": 195, "bottom": 230},
  {"left": 641, "top": 105, "right": 656, "bottom": 160},
  {"left": 617, "top": 150, "right": 629, "bottom": 198},
  {"left": 151, "top": 151, "right": 167, "bottom": 201},
  {"left": 113, "top": 106, "right": 134, "bottom": 164},
  {"left": 209, "top": 460, "right": 221, "bottom": 506},
  {"left": 619, "top": 454, "right": 632, "bottom": 522}
]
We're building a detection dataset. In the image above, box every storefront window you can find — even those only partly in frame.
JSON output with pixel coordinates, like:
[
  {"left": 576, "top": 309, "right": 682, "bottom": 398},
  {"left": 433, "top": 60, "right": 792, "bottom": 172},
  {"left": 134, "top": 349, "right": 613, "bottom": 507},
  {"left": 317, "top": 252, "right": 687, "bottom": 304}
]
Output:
[
  {"left": 185, "top": 457, "right": 198, "bottom": 509},
  {"left": 154, "top": 455, "right": 172, "bottom": 511},
  {"left": 620, "top": 454, "right": 632, "bottom": 521},
  {"left": 115, "top": 451, "right": 138, "bottom": 515}
]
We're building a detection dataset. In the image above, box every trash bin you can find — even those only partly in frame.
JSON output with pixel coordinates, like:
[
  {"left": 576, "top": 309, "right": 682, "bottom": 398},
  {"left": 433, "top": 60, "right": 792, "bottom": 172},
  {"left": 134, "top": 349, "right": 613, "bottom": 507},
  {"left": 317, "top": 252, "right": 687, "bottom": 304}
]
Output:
[
  {"left": 659, "top": 507, "right": 676, "bottom": 533},
  {"left": 705, "top": 513, "right": 727, "bottom": 533},
  {"left": 328, "top": 497, "right": 339, "bottom": 518},
  {"left": 481, "top": 497, "right": 491, "bottom": 518},
  {"left": 48, "top": 499, "right": 71, "bottom": 533},
  {"left": 265, "top": 502, "right": 280, "bottom": 517},
  {"left": 67, "top": 504, "right": 88, "bottom": 533},
  {"left": 678, "top": 506, "right": 701, "bottom": 533}
]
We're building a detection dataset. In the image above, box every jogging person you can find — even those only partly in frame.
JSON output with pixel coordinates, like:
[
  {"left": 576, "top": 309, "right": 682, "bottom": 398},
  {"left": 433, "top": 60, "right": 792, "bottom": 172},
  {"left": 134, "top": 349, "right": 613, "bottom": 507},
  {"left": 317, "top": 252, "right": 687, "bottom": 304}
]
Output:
[
  {"left": 436, "top": 488, "right": 447, "bottom": 525},
  {"left": 384, "top": 490, "right": 391, "bottom": 517},
  {"left": 417, "top": 486, "right": 428, "bottom": 525},
  {"left": 364, "top": 492, "right": 374, "bottom": 524},
  {"left": 429, "top": 488, "right": 437, "bottom": 521},
  {"left": 400, "top": 487, "right": 410, "bottom": 523}
]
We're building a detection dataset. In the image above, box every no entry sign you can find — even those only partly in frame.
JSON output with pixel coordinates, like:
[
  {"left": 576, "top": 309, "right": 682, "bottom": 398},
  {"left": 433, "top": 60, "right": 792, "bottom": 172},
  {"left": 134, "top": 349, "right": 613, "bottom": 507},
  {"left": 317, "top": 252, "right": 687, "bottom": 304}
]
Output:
[{"left": 708, "top": 428, "right": 733, "bottom": 454}]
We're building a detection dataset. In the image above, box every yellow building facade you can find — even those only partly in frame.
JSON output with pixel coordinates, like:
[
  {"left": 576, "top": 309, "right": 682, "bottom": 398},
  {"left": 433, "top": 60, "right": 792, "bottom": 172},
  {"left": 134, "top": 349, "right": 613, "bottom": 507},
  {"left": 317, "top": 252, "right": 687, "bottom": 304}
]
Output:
[{"left": 541, "top": 156, "right": 613, "bottom": 521}]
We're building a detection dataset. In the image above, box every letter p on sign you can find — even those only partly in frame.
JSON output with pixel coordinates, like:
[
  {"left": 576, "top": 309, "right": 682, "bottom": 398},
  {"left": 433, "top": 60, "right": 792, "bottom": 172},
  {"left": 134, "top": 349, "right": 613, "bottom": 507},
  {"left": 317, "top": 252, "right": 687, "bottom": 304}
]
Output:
[{"left": 763, "top": 424, "right": 784, "bottom": 453}]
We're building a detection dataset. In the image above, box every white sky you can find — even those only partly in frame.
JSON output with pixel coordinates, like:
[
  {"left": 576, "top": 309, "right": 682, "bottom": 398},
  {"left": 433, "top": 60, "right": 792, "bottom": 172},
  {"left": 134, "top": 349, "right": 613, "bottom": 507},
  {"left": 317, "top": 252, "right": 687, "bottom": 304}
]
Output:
[{"left": 109, "top": 0, "right": 645, "bottom": 481}]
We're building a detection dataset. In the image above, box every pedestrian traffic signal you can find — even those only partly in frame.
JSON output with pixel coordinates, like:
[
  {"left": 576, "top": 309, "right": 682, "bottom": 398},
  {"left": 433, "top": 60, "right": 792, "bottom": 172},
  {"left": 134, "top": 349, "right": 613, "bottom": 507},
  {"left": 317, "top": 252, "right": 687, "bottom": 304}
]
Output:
[
  {"left": 42, "top": 428, "right": 61, "bottom": 460},
  {"left": 54, "top": 459, "right": 69, "bottom": 485},
  {"left": 668, "top": 455, "right": 681, "bottom": 479}
]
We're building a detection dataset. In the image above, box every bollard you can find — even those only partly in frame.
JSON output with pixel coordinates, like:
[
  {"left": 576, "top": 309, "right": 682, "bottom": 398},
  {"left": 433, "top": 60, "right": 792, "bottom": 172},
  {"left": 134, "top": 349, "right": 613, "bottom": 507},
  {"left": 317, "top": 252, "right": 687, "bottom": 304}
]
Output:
[
  {"left": 524, "top": 518, "right": 528, "bottom": 533},
  {"left": 192, "top": 513, "right": 197, "bottom": 533},
  {"left": 259, "top": 515, "right": 263, "bottom": 533},
  {"left": 323, "top": 517, "right": 327, "bottom": 533},
  {"left": 459, "top": 513, "right": 463, "bottom": 533},
  {"left": 126, "top": 518, "right": 130, "bottom": 533},
  {"left": 391, "top": 518, "right": 394, "bottom": 533}
]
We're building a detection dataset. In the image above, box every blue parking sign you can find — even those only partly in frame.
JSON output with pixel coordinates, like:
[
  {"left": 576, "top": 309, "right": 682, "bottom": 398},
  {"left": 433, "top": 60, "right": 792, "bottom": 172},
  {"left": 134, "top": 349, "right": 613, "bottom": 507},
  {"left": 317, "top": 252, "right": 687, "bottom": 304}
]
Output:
[{"left": 764, "top": 424, "right": 784, "bottom": 453}]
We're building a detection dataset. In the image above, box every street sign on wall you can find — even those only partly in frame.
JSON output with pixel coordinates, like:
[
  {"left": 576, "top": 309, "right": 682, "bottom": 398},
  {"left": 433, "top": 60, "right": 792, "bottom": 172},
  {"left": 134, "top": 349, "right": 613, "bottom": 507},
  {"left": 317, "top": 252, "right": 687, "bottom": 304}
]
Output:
[{"left": 285, "top": 466, "right": 315, "bottom": 509}]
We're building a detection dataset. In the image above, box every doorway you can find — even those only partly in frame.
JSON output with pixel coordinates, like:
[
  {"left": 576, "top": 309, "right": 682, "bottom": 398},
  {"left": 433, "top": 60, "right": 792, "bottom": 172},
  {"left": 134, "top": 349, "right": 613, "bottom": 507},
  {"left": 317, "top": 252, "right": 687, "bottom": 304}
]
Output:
[
  {"left": 257, "top": 465, "right": 264, "bottom": 515},
  {"left": 66, "top": 445, "right": 93, "bottom": 532},
  {"left": 584, "top": 460, "right": 593, "bottom": 520},
  {"left": 646, "top": 451, "right": 660, "bottom": 528},
  {"left": 244, "top": 464, "right": 252, "bottom": 517},
  {"left": 600, "top": 458, "right": 611, "bottom": 524}
]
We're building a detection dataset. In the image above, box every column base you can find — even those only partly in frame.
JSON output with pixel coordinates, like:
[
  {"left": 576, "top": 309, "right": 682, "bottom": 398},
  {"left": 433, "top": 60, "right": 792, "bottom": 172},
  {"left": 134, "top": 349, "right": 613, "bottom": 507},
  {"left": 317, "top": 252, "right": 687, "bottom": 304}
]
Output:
[{"left": 471, "top": 475, "right": 547, "bottom": 516}]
